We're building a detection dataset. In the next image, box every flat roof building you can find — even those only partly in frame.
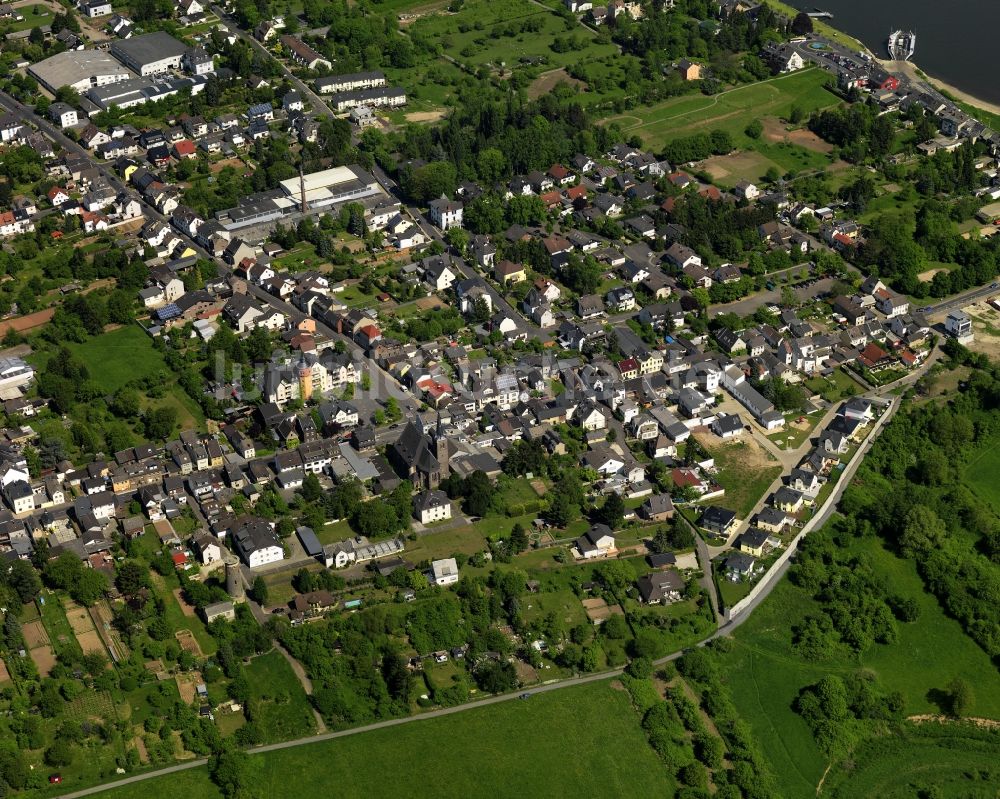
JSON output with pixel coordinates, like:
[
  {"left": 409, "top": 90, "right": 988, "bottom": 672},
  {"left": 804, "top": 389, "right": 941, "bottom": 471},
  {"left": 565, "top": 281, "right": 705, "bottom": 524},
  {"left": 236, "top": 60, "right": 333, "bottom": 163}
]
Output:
[
  {"left": 88, "top": 74, "right": 208, "bottom": 110},
  {"left": 29, "top": 49, "right": 134, "bottom": 93},
  {"left": 216, "top": 165, "right": 384, "bottom": 231},
  {"left": 111, "top": 32, "right": 188, "bottom": 76}
]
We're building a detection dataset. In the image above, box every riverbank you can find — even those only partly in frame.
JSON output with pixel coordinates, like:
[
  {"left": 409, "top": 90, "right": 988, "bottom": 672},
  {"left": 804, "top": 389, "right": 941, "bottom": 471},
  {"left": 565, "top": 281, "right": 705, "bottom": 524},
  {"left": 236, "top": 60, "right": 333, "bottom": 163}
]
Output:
[{"left": 884, "top": 58, "right": 1000, "bottom": 119}]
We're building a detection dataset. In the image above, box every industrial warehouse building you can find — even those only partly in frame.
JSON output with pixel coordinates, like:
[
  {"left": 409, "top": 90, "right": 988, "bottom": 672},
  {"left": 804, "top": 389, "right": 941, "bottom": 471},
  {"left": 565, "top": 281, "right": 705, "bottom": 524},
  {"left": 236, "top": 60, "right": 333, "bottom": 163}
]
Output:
[
  {"left": 110, "top": 32, "right": 188, "bottom": 76},
  {"left": 29, "top": 50, "right": 134, "bottom": 93},
  {"left": 215, "top": 165, "right": 385, "bottom": 231}
]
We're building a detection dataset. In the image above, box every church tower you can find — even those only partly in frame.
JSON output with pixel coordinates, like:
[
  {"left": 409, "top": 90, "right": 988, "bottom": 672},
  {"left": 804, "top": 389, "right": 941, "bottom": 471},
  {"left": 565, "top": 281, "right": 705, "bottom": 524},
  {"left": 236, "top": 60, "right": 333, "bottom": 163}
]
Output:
[{"left": 435, "top": 412, "right": 450, "bottom": 481}]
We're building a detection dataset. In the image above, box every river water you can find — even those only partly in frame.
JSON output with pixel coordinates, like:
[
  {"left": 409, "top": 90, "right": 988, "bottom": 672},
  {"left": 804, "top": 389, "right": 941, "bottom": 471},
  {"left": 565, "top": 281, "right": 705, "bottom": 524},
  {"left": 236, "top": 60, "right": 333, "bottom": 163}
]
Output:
[{"left": 784, "top": 0, "right": 1000, "bottom": 106}]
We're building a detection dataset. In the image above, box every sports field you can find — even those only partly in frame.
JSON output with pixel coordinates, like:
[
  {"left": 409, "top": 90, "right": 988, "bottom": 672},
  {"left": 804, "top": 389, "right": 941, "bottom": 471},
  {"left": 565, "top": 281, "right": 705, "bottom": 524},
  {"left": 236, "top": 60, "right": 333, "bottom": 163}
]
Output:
[
  {"left": 95, "top": 681, "right": 672, "bottom": 799},
  {"left": 604, "top": 67, "right": 839, "bottom": 149},
  {"left": 719, "top": 534, "right": 1000, "bottom": 798}
]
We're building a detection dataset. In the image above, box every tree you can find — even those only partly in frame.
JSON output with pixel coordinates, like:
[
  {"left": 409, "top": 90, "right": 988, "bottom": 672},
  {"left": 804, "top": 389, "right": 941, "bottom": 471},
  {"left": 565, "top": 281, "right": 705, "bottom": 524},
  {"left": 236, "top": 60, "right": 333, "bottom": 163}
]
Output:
[
  {"left": 791, "top": 11, "right": 814, "bottom": 35},
  {"left": 462, "top": 471, "right": 495, "bottom": 517},
  {"left": 44, "top": 739, "right": 73, "bottom": 768},
  {"left": 899, "top": 505, "right": 945, "bottom": 557},
  {"left": 110, "top": 387, "right": 141, "bottom": 418},
  {"left": 474, "top": 660, "right": 518, "bottom": 693},
  {"left": 250, "top": 576, "right": 269, "bottom": 605},
  {"left": 745, "top": 119, "right": 763, "bottom": 139},
  {"left": 5, "top": 559, "right": 41, "bottom": 603},
  {"left": 351, "top": 498, "right": 402, "bottom": 537},
  {"left": 299, "top": 473, "right": 323, "bottom": 503},
  {"left": 947, "top": 678, "right": 973, "bottom": 717},
  {"left": 144, "top": 406, "right": 178, "bottom": 440},
  {"left": 594, "top": 492, "right": 624, "bottom": 529},
  {"left": 115, "top": 561, "right": 148, "bottom": 597},
  {"left": 510, "top": 522, "right": 529, "bottom": 553},
  {"left": 210, "top": 750, "right": 254, "bottom": 799}
]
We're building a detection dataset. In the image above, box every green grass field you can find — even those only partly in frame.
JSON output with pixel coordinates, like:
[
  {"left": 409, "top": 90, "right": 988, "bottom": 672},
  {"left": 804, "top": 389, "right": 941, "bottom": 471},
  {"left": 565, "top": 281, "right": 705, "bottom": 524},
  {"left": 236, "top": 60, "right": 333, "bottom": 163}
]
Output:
[
  {"left": 67, "top": 325, "right": 205, "bottom": 429},
  {"left": 822, "top": 726, "right": 1000, "bottom": 798},
  {"left": 243, "top": 651, "right": 317, "bottom": 743},
  {"left": 604, "top": 67, "right": 839, "bottom": 148},
  {"left": 407, "top": 0, "right": 618, "bottom": 72},
  {"left": 963, "top": 436, "right": 1000, "bottom": 514},
  {"left": 68, "top": 326, "right": 168, "bottom": 392},
  {"left": 0, "top": 4, "right": 54, "bottom": 32},
  {"left": 94, "top": 680, "right": 673, "bottom": 799},
  {"left": 719, "top": 534, "right": 1000, "bottom": 799}
]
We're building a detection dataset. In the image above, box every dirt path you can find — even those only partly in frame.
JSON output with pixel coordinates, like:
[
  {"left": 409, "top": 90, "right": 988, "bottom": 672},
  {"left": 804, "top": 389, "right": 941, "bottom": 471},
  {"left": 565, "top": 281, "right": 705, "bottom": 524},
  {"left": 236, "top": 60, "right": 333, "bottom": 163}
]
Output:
[
  {"left": 274, "top": 643, "right": 327, "bottom": 734},
  {"left": 908, "top": 714, "right": 1000, "bottom": 730}
]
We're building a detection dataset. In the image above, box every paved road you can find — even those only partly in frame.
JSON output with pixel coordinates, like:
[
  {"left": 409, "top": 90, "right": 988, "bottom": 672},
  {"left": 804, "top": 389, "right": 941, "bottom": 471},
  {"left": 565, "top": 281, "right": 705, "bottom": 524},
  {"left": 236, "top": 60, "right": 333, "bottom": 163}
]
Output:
[
  {"left": 55, "top": 387, "right": 902, "bottom": 799},
  {"left": 212, "top": 11, "right": 547, "bottom": 342},
  {"left": 1, "top": 88, "right": 422, "bottom": 417}
]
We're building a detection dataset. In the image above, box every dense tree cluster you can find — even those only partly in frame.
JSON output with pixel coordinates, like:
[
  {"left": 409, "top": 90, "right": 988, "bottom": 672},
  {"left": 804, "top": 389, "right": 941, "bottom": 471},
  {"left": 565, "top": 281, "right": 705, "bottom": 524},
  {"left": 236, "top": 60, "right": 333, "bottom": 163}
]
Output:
[
  {"left": 794, "top": 673, "right": 903, "bottom": 756},
  {"left": 835, "top": 350, "right": 1000, "bottom": 662}
]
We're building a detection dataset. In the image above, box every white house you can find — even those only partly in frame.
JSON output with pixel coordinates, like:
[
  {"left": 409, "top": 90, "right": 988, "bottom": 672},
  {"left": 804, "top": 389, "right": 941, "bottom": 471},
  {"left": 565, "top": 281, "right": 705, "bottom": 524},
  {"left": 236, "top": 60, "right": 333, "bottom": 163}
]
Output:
[
  {"left": 431, "top": 557, "right": 459, "bottom": 586},
  {"left": 428, "top": 197, "right": 463, "bottom": 231},
  {"left": 414, "top": 490, "right": 452, "bottom": 525},
  {"left": 231, "top": 518, "right": 284, "bottom": 568},
  {"left": 574, "top": 524, "right": 616, "bottom": 559},
  {"left": 49, "top": 103, "right": 79, "bottom": 129}
]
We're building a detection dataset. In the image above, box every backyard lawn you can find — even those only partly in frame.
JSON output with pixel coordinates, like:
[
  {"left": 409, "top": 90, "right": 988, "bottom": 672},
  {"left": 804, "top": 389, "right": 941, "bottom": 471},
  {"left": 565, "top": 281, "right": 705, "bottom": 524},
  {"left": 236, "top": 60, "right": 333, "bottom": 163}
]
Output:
[
  {"left": 95, "top": 680, "right": 674, "bottom": 799},
  {"left": 67, "top": 325, "right": 168, "bottom": 392}
]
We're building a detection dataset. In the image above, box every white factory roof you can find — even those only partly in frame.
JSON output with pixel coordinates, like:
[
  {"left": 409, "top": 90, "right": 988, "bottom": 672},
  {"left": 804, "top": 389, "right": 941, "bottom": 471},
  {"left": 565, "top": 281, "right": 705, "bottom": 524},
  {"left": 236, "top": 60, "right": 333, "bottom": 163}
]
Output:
[{"left": 29, "top": 50, "right": 134, "bottom": 91}]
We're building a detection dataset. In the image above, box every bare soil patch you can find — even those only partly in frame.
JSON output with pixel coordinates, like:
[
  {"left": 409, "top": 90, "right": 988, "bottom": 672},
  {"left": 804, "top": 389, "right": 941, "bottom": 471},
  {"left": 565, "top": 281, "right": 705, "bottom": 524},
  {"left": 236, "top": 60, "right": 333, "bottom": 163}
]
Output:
[
  {"left": 513, "top": 660, "right": 538, "bottom": 684},
  {"left": 209, "top": 157, "right": 246, "bottom": 175},
  {"left": 397, "top": 0, "right": 450, "bottom": 25},
  {"left": 694, "top": 429, "right": 775, "bottom": 471},
  {"left": 530, "top": 479, "right": 547, "bottom": 496},
  {"left": 0, "top": 658, "right": 9, "bottom": 683},
  {"left": 0, "top": 308, "right": 55, "bottom": 335},
  {"left": 581, "top": 597, "right": 625, "bottom": 624},
  {"left": 30, "top": 646, "right": 56, "bottom": 676},
  {"left": 963, "top": 300, "right": 1000, "bottom": 362},
  {"left": 65, "top": 601, "right": 107, "bottom": 656},
  {"left": 22, "top": 619, "right": 49, "bottom": 648},
  {"left": 132, "top": 734, "right": 149, "bottom": 764},
  {"left": 405, "top": 110, "right": 447, "bottom": 123},
  {"left": 175, "top": 671, "right": 204, "bottom": 705},
  {"left": 175, "top": 629, "right": 203, "bottom": 658},
  {"left": 917, "top": 267, "right": 949, "bottom": 282},
  {"left": 761, "top": 117, "right": 833, "bottom": 153},
  {"left": 698, "top": 150, "right": 774, "bottom": 184},
  {"left": 415, "top": 296, "right": 446, "bottom": 310},
  {"left": 908, "top": 714, "right": 1000, "bottom": 730},
  {"left": 172, "top": 588, "right": 197, "bottom": 618},
  {"left": 528, "top": 68, "right": 587, "bottom": 100}
]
